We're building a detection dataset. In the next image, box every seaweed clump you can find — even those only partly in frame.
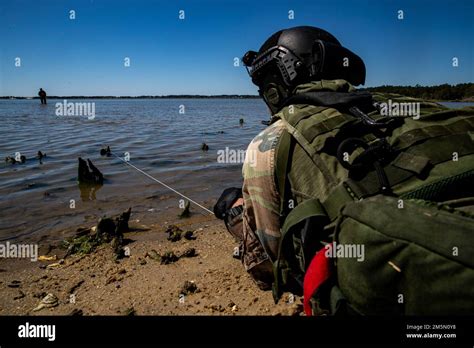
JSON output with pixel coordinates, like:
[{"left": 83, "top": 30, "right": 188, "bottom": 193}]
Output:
[{"left": 62, "top": 208, "right": 131, "bottom": 259}]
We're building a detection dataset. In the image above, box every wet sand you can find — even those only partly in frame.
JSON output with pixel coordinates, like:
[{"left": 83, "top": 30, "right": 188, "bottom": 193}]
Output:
[{"left": 0, "top": 215, "right": 303, "bottom": 316}]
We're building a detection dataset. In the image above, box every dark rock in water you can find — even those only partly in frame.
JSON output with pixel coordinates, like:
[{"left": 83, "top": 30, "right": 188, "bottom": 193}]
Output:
[
  {"left": 180, "top": 281, "right": 198, "bottom": 295},
  {"left": 5, "top": 156, "right": 16, "bottom": 164},
  {"left": 239, "top": 118, "right": 244, "bottom": 125},
  {"left": 160, "top": 251, "right": 179, "bottom": 265},
  {"left": 178, "top": 201, "right": 191, "bottom": 218},
  {"left": 78, "top": 157, "right": 104, "bottom": 184},
  {"left": 180, "top": 248, "right": 197, "bottom": 258},
  {"left": 5, "top": 155, "right": 26, "bottom": 164},
  {"left": 183, "top": 231, "right": 196, "bottom": 240},
  {"left": 261, "top": 120, "right": 271, "bottom": 126},
  {"left": 87, "top": 159, "right": 103, "bottom": 182},
  {"left": 166, "top": 225, "right": 183, "bottom": 242},
  {"left": 37, "top": 151, "right": 46, "bottom": 159},
  {"left": 100, "top": 146, "right": 111, "bottom": 157},
  {"left": 201, "top": 143, "right": 209, "bottom": 151}
]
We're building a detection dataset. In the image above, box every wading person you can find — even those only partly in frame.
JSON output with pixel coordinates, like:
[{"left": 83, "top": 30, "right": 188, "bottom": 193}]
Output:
[
  {"left": 215, "top": 26, "right": 474, "bottom": 315},
  {"left": 38, "top": 88, "right": 47, "bottom": 104}
]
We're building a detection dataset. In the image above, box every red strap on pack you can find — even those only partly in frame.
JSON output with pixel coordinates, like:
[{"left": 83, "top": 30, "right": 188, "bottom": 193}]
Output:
[{"left": 303, "top": 244, "right": 332, "bottom": 316}]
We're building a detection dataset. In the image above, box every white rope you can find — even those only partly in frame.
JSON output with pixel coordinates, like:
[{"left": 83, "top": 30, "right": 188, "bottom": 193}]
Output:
[{"left": 112, "top": 153, "right": 214, "bottom": 215}]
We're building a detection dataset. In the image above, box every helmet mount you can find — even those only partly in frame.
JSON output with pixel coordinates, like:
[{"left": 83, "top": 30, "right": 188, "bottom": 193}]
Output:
[{"left": 243, "top": 26, "right": 366, "bottom": 113}]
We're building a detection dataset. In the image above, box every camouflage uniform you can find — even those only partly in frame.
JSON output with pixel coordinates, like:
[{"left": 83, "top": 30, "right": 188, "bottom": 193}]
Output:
[
  {"left": 241, "top": 120, "right": 286, "bottom": 289},
  {"left": 239, "top": 79, "right": 448, "bottom": 289}
]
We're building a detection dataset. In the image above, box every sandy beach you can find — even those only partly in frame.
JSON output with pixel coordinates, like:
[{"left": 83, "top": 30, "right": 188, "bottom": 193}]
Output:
[{"left": 0, "top": 214, "right": 302, "bottom": 316}]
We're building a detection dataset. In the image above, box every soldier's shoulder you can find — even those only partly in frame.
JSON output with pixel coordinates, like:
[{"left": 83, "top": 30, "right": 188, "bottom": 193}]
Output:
[
  {"left": 248, "top": 119, "right": 286, "bottom": 154},
  {"left": 243, "top": 119, "right": 285, "bottom": 178}
]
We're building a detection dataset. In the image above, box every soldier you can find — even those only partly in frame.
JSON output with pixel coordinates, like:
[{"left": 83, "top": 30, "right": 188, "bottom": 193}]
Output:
[
  {"left": 215, "top": 26, "right": 474, "bottom": 314},
  {"left": 38, "top": 88, "right": 47, "bottom": 104},
  {"left": 215, "top": 26, "right": 369, "bottom": 290}
]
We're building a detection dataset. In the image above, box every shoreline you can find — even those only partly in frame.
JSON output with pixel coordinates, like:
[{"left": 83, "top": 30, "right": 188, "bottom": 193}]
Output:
[{"left": 2, "top": 96, "right": 473, "bottom": 103}]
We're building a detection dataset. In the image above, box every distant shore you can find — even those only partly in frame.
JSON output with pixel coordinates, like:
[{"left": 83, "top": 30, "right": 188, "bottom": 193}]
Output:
[
  {"left": 0, "top": 95, "right": 261, "bottom": 100},
  {"left": 2, "top": 96, "right": 473, "bottom": 103},
  {"left": 2, "top": 81, "right": 473, "bottom": 102}
]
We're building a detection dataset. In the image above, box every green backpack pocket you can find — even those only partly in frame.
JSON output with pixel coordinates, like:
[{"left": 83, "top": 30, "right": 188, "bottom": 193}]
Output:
[{"left": 334, "top": 195, "right": 474, "bottom": 315}]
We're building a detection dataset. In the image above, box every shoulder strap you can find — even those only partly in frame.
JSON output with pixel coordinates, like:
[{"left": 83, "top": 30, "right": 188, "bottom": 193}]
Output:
[
  {"left": 278, "top": 113, "right": 338, "bottom": 188},
  {"left": 275, "top": 130, "right": 293, "bottom": 223}
]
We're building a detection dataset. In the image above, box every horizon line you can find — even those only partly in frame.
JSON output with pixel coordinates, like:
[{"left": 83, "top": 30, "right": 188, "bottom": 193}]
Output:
[{"left": 2, "top": 82, "right": 473, "bottom": 99}]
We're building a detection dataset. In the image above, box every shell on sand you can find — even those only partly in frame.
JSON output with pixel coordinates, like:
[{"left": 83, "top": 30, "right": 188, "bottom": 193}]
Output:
[{"left": 33, "top": 293, "right": 59, "bottom": 312}]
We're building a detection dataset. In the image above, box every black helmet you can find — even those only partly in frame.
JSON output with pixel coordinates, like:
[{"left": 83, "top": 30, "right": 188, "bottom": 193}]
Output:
[{"left": 243, "top": 26, "right": 366, "bottom": 112}]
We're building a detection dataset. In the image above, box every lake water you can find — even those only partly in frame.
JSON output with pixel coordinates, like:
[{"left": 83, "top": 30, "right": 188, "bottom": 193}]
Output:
[
  {"left": 439, "top": 102, "right": 474, "bottom": 108},
  {"left": 0, "top": 99, "right": 268, "bottom": 242},
  {"left": 1, "top": 99, "right": 473, "bottom": 243}
]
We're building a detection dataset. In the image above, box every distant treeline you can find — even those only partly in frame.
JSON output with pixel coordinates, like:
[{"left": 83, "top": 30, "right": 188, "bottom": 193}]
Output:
[
  {"left": 2, "top": 83, "right": 473, "bottom": 100},
  {"left": 0, "top": 95, "right": 260, "bottom": 100},
  {"left": 361, "top": 83, "right": 474, "bottom": 101}
]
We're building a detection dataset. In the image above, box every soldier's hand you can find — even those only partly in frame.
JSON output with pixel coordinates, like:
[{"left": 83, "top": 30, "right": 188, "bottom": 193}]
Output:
[{"left": 213, "top": 187, "right": 242, "bottom": 219}]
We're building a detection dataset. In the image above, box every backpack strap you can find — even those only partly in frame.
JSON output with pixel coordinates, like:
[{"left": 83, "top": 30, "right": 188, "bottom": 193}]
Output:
[
  {"left": 275, "top": 130, "right": 293, "bottom": 222},
  {"left": 278, "top": 110, "right": 339, "bottom": 188},
  {"left": 392, "top": 116, "right": 474, "bottom": 150}
]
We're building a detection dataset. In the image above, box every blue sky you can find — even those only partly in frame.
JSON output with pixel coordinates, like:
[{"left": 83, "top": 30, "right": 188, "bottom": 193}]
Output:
[{"left": 1, "top": 0, "right": 472, "bottom": 96}]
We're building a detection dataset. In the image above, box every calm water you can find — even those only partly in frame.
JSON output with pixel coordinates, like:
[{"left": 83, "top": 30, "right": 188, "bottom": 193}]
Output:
[
  {"left": 1, "top": 99, "right": 472, "bottom": 243},
  {"left": 0, "top": 99, "right": 268, "bottom": 242},
  {"left": 439, "top": 101, "right": 474, "bottom": 108}
]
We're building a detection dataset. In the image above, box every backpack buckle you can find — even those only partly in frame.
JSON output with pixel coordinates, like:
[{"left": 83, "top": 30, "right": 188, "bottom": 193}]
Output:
[{"left": 337, "top": 137, "right": 393, "bottom": 195}]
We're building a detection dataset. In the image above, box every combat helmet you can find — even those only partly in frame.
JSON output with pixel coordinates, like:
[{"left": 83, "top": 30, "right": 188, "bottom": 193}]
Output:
[{"left": 243, "top": 26, "right": 366, "bottom": 113}]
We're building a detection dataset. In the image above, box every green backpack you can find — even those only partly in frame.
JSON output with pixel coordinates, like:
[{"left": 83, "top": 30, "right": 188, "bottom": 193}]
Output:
[{"left": 271, "top": 93, "right": 474, "bottom": 315}]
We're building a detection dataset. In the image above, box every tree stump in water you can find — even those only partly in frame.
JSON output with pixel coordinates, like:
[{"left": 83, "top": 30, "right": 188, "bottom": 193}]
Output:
[{"left": 78, "top": 157, "right": 104, "bottom": 184}]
